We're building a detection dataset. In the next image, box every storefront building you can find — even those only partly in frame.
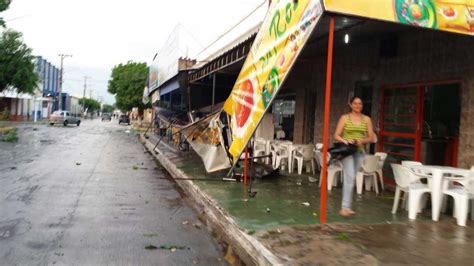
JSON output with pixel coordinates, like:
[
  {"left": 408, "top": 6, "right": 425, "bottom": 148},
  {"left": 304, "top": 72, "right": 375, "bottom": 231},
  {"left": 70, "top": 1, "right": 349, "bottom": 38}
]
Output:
[
  {"left": 36, "top": 56, "right": 60, "bottom": 118},
  {"left": 185, "top": 0, "right": 473, "bottom": 174},
  {"left": 284, "top": 6, "right": 474, "bottom": 173}
]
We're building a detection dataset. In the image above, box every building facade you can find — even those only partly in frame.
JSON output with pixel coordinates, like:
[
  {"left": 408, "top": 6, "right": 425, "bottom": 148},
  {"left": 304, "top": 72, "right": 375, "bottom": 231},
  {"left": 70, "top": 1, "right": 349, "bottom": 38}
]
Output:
[
  {"left": 35, "top": 56, "right": 61, "bottom": 118},
  {"left": 184, "top": 15, "right": 474, "bottom": 183}
]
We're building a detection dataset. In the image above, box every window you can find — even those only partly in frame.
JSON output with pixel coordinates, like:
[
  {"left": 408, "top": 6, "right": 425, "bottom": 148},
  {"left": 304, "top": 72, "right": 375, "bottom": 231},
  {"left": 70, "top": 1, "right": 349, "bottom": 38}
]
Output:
[{"left": 272, "top": 94, "right": 296, "bottom": 140}]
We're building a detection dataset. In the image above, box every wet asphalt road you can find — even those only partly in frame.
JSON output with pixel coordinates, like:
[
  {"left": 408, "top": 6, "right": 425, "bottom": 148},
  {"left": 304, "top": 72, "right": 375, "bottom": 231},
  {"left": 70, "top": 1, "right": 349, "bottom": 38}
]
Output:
[{"left": 0, "top": 119, "right": 225, "bottom": 265}]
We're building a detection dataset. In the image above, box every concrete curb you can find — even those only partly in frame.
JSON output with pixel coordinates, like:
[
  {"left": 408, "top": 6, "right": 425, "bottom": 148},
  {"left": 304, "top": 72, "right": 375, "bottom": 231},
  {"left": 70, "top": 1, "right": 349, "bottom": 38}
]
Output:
[{"left": 139, "top": 134, "right": 283, "bottom": 266}]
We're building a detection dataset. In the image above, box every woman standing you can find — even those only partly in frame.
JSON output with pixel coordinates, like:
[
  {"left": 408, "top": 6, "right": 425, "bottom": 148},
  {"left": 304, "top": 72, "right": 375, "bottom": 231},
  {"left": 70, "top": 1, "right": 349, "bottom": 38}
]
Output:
[{"left": 334, "top": 96, "right": 374, "bottom": 217}]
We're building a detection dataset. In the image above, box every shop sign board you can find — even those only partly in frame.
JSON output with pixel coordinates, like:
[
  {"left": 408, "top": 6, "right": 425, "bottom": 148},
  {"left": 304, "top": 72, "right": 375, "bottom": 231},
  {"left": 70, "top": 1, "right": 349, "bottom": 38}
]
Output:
[
  {"left": 223, "top": 0, "right": 324, "bottom": 163},
  {"left": 151, "top": 90, "right": 159, "bottom": 104},
  {"left": 324, "top": 0, "right": 474, "bottom": 36}
]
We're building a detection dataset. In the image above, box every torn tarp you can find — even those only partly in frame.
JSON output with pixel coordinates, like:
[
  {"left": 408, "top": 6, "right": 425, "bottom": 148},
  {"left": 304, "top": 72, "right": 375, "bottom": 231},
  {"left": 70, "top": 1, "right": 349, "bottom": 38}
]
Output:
[{"left": 181, "top": 112, "right": 231, "bottom": 173}]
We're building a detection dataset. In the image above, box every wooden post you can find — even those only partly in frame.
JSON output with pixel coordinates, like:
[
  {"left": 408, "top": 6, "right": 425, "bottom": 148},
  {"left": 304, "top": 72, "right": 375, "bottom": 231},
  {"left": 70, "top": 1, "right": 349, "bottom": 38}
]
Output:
[{"left": 320, "top": 16, "right": 335, "bottom": 225}]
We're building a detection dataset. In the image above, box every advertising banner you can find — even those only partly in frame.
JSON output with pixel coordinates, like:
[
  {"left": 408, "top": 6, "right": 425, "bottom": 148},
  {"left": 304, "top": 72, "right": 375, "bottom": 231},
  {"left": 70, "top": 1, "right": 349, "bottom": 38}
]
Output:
[
  {"left": 181, "top": 113, "right": 231, "bottom": 173},
  {"left": 223, "top": 0, "right": 324, "bottom": 163},
  {"left": 148, "top": 64, "right": 159, "bottom": 91},
  {"left": 148, "top": 25, "right": 203, "bottom": 92},
  {"left": 142, "top": 86, "right": 150, "bottom": 104},
  {"left": 324, "top": 0, "right": 474, "bottom": 36}
]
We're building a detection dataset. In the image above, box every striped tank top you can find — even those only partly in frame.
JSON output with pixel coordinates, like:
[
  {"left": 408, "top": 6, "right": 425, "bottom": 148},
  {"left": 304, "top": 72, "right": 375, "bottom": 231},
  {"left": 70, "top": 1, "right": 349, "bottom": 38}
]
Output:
[{"left": 342, "top": 114, "right": 368, "bottom": 151}]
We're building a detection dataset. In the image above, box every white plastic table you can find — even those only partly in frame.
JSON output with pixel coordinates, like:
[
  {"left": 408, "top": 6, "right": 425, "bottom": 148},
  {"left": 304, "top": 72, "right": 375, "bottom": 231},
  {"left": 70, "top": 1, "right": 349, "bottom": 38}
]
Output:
[{"left": 409, "top": 165, "right": 472, "bottom": 221}]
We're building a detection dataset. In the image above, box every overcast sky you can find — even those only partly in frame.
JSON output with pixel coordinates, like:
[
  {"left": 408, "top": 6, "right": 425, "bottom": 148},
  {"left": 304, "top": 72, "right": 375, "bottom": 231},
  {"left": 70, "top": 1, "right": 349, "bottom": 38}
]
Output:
[{"left": 3, "top": 0, "right": 267, "bottom": 104}]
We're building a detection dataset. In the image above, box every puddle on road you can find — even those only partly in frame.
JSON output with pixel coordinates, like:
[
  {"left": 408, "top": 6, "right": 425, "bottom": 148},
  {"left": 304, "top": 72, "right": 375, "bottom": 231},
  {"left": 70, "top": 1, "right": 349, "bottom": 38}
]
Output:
[
  {"left": 0, "top": 219, "right": 31, "bottom": 240},
  {"left": 26, "top": 241, "right": 48, "bottom": 249},
  {"left": 6, "top": 185, "right": 41, "bottom": 204}
]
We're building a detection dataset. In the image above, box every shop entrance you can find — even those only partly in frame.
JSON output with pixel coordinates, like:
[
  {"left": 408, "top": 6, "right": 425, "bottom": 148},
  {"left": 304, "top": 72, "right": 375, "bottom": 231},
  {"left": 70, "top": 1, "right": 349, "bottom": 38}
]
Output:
[
  {"left": 379, "top": 81, "right": 461, "bottom": 181},
  {"left": 272, "top": 94, "right": 296, "bottom": 140}
]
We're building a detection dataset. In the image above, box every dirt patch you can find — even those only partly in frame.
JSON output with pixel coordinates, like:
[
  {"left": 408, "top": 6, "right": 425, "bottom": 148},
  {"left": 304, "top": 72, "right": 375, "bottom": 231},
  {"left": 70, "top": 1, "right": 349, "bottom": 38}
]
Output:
[
  {"left": 257, "top": 220, "right": 474, "bottom": 265},
  {"left": 164, "top": 197, "right": 183, "bottom": 208},
  {"left": 342, "top": 221, "right": 474, "bottom": 265},
  {"left": 257, "top": 225, "right": 377, "bottom": 265}
]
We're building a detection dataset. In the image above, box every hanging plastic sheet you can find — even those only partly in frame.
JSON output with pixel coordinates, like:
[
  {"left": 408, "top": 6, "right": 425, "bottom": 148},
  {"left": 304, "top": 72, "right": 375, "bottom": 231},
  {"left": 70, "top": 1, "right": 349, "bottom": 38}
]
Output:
[{"left": 181, "top": 112, "right": 232, "bottom": 173}]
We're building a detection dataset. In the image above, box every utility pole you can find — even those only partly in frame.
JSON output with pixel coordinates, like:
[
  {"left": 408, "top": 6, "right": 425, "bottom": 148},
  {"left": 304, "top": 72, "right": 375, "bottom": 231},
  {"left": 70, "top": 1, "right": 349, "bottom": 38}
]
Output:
[
  {"left": 58, "top": 54, "right": 72, "bottom": 111},
  {"left": 82, "top": 76, "right": 90, "bottom": 114},
  {"left": 89, "top": 89, "right": 94, "bottom": 100}
]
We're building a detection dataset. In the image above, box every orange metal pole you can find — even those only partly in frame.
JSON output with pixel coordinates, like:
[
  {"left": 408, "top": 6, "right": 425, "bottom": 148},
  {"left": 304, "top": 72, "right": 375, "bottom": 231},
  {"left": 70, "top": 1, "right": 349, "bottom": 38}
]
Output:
[
  {"left": 320, "top": 16, "right": 335, "bottom": 225},
  {"left": 244, "top": 146, "right": 248, "bottom": 186}
]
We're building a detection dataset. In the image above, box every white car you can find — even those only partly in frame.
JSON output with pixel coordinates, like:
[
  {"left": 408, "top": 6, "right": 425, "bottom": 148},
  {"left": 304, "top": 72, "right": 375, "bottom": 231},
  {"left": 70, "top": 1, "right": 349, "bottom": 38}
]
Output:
[{"left": 49, "top": 110, "right": 81, "bottom": 126}]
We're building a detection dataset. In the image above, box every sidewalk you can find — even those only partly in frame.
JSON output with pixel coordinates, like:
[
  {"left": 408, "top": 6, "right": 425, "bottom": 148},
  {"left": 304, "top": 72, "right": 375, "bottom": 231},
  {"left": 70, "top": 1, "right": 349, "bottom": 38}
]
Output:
[{"left": 140, "top": 133, "right": 473, "bottom": 265}]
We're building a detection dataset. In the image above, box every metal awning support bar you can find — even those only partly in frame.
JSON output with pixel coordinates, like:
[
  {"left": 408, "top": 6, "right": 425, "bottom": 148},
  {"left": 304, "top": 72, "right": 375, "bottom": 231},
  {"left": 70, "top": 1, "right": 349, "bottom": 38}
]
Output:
[
  {"left": 320, "top": 16, "right": 335, "bottom": 225},
  {"left": 211, "top": 73, "right": 216, "bottom": 113}
]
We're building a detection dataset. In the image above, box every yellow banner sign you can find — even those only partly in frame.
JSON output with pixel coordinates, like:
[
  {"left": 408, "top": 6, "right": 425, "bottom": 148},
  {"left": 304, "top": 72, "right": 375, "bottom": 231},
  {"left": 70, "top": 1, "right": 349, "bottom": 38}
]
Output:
[
  {"left": 223, "top": 0, "right": 324, "bottom": 163},
  {"left": 324, "top": 0, "right": 474, "bottom": 36}
]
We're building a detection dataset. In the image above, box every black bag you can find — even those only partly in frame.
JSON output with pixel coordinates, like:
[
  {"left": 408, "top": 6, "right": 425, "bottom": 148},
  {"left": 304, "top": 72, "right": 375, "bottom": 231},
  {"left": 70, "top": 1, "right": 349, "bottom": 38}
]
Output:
[{"left": 328, "top": 142, "right": 358, "bottom": 164}]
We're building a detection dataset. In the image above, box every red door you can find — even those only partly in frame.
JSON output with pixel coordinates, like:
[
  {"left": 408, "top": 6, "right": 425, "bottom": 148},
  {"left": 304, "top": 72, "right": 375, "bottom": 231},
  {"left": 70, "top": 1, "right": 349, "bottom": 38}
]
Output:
[{"left": 378, "top": 86, "right": 423, "bottom": 183}]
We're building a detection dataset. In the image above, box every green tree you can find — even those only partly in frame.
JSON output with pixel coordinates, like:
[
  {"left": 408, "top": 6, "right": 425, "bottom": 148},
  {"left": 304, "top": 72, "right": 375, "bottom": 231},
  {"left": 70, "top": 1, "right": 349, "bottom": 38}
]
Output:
[
  {"left": 0, "top": 29, "right": 39, "bottom": 94},
  {"left": 101, "top": 104, "right": 114, "bottom": 113},
  {"left": 0, "top": 0, "right": 11, "bottom": 27},
  {"left": 79, "top": 98, "right": 101, "bottom": 112},
  {"left": 107, "top": 61, "right": 149, "bottom": 112}
]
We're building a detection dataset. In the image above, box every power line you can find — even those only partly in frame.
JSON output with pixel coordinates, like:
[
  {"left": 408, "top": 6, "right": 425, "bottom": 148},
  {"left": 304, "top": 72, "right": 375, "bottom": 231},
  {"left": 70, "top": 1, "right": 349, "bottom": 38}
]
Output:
[{"left": 4, "top": 14, "right": 32, "bottom": 22}]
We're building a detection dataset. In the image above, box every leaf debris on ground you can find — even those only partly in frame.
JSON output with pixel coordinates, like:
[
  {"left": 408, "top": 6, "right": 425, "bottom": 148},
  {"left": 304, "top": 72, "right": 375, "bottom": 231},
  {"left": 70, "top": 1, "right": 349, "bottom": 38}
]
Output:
[
  {"left": 160, "top": 244, "right": 187, "bottom": 251},
  {"left": 143, "top": 233, "right": 159, "bottom": 237},
  {"left": 145, "top": 244, "right": 158, "bottom": 250}
]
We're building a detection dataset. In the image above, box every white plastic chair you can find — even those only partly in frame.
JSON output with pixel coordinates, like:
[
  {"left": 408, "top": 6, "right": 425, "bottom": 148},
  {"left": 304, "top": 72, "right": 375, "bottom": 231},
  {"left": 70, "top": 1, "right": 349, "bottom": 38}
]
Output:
[
  {"left": 253, "top": 138, "right": 267, "bottom": 163},
  {"left": 317, "top": 152, "right": 343, "bottom": 191},
  {"left": 270, "top": 143, "right": 278, "bottom": 168},
  {"left": 391, "top": 164, "right": 431, "bottom": 220},
  {"left": 356, "top": 155, "right": 380, "bottom": 194},
  {"left": 401, "top": 161, "right": 425, "bottom": 173},
  {"left": 401, "top": 160, "right": 432, "bottom": 210},
  {"left": 315, "top": 143, "right": 323, "bottom": 151},
  {"left": 293, "top": 144, "right": 316, "bottom": 175},
  {"left": 374, "top": 152, "right": 387, "bottom": 191},
  {"left": 274, "top": 144, "right": 290, "bottom": 171},
  {"left": 442, "top": 173, "right": 474, "bottom": 226}
]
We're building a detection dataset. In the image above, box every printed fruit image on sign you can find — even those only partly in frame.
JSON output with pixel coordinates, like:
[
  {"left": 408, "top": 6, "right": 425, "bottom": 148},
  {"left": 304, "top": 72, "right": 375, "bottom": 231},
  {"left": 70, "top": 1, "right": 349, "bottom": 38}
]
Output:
[
  {"left": 235, "top": 79, "right": 254, "bottom": 128},
  {"left": 395, "top": 0, "right": 437, "bottom": 28},
  {"left": 324, "top": 0, "right": 473, "bottom": 35}
]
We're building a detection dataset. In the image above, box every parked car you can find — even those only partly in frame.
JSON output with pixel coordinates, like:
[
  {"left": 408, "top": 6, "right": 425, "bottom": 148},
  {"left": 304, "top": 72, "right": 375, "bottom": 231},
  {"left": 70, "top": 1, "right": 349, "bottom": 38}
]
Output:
[
  {"left": 101, "top": 113, "right": 111, "bottom": 122},
  {"left": 49, "top": 110, "right": 81, "bottom": 126},
  {"left": 118, "top": 114, "right": 130, "bottom": 125}
]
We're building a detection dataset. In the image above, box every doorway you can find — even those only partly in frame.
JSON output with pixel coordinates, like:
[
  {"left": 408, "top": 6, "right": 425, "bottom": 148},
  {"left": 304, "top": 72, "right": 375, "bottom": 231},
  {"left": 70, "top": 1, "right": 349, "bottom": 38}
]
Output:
[
  {"left": 378, "top": 81, "right": 461, "bottom": 181},
  {"left": 272, "top": 94, "right": 296, "bottom": 140}
]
